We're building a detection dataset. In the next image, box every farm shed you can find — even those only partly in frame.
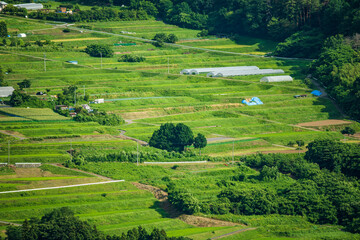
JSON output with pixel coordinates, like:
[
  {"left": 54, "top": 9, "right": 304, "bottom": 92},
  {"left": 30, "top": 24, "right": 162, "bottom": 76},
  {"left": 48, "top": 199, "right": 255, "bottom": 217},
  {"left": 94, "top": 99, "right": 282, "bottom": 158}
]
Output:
[
  {"left": 0, "top": 163, "right": 7, "bottom": 167},
  {"left": 207, "top": 69, "right": 285, "bottom": 77},
  {"left": 260, "top": 75, "right": 293, "bottom": 82},
  {"left": 0, "top": 86, "right": 14, "bottom": 97},
  {"left": 180, "top": 66, "right": 259, "bottom": 75},
  {"left": 94, "top": 99, "right": 104, "bottom": 104},
  {"left": 17, "top": 33, "right": 26, "bottom": 38},
  {"left": 14, "top": 3, "right": 43, "bottom": 10},
  {"left": 15, "top": 163, "right": 41, "bottom": 168},
  {"left": 67, "top": 61, "right": 78, "bottom": 64}
]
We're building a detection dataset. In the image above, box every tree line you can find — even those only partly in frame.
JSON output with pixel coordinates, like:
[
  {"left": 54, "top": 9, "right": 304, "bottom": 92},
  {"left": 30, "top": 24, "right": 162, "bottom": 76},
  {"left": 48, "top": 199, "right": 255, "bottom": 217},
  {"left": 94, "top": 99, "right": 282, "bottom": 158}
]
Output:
[
  {"left": 167, "top": 139, "right": 360, "bottom": 233},
  {"left": 5, "top": 207, "right": 191, "bottom": 240}
]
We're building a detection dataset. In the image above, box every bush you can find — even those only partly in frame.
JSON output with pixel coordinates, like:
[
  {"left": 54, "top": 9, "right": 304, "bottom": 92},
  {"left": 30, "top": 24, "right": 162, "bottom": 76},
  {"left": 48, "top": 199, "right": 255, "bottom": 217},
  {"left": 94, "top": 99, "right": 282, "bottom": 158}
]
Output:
[
  {"left": 63, "top": 28, "right": 71, "bottom": 33},
  {"left": 118, "top": 54, "right": 145, "bottom": 62},
  {"left": 85, "top": 44, "right": 114, "bottom": 57}
]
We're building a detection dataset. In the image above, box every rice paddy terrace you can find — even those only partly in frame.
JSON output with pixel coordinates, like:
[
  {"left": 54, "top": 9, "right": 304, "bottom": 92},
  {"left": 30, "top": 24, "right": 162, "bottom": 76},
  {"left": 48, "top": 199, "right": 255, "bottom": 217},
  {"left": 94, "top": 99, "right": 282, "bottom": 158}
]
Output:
[{"left": 0, "top": 14, "right": 359, "bottom": 239}]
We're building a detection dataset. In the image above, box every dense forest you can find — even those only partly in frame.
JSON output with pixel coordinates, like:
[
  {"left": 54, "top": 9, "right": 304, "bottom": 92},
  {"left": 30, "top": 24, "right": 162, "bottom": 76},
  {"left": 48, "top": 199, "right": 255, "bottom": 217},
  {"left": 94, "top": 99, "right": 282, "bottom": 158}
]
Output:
[{"left": 167, "top": 140, "right": 360, "bottom": 233}]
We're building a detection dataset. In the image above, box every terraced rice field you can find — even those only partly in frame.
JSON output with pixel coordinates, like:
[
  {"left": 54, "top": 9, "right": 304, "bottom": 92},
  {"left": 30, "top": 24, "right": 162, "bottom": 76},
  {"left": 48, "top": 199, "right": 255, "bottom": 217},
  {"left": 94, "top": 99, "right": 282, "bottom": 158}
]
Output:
[
  {"left": 0, "top": 15, "right": 345, "bottom": 159},
  {"left": 0, "top": 165, "right": 246, "bottom": 239}
]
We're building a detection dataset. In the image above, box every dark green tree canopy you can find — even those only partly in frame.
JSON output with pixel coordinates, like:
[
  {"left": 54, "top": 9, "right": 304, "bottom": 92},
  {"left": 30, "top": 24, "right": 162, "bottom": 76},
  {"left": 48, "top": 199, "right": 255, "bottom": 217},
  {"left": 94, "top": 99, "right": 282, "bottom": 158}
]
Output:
[
  {"left": 193, "top": 133, "right": 207, "bottom": 149},
  {"left": 85, "top": 44, "right": 114, "bottom": 58},
  {"left": 0, "top": 21, "right": 8, "bottom": 38},
  {"left": 149, "top": 123, "right": 194, "bottom": 152}
]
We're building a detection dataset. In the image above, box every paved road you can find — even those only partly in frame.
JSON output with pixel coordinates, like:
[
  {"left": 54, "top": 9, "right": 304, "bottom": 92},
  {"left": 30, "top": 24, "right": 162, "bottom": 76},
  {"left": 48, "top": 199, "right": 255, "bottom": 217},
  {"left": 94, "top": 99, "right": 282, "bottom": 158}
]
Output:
[{"left": 0, "top": 180, "right": 125, "bottom": 194}]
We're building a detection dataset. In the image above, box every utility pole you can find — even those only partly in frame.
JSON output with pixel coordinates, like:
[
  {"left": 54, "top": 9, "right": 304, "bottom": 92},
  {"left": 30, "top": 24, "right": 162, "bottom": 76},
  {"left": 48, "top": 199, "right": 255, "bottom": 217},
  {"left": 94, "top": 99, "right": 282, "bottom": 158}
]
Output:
[
  {"left": 137, "top": 142, "right": 139, "bottom": 166},
  {"left": 83, "top": 85, "right": 86, "bottom": 97},
  {"left": 8, "top": 140, "right": 10, "bottom": 165},
  {"left": 100, "top": 52, "right": 102, "bottom": 69},
  {"left": 232, "top": 140, "right": 234, "bottom": 164},
  {"left": 44, "top": 53, "right": 46, "bottom": 72}
]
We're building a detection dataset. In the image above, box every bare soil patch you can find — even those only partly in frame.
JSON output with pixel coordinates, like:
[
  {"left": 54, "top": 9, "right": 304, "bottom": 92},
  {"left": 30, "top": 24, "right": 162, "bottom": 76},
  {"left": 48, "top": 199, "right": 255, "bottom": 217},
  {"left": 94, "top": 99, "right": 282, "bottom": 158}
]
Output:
[
  {"left": 297, "top": 119, "right": 351, "bottom": 127},
  {"left": 132, "top": 182, "right": 240, "bottom": 227}
]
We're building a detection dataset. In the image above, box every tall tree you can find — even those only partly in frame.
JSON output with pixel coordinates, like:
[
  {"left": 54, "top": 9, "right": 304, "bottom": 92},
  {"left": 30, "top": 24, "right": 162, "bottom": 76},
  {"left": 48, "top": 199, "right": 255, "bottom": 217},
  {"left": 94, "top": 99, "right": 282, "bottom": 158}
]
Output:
[
  {"left": 0, "top": 21, "right": 8, "bottom": 38},
  {"left": 193, "top": 133, "right": 207, "bottom": 156}
]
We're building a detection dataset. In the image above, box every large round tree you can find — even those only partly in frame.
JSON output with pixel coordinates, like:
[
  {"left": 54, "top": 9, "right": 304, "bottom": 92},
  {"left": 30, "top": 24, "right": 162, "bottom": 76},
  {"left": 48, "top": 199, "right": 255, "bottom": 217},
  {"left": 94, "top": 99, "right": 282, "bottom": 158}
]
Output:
[{"left": 149, "top": 123, "right": 193, "bottom": 152}]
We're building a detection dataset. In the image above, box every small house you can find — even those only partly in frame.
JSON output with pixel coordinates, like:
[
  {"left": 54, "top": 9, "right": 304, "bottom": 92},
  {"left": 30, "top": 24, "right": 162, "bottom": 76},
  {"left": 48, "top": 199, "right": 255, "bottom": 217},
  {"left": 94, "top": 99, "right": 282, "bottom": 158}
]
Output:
[
  {"left": 17, "top": 33, "right": 26, "bottom": 38},
  {"left": 94, "top": 98, "right": 104, "bottom": 104},
  {"left": 82, "top": 104, "right": 92, "bottom": 112},
  {"left": 0, "top": 86, "right": 14, "bottom": 97},
  {"left": 0, "top": 1, "right": 7, "bottom": 12},
  {"left": 69, "top": 112, "right": 77, "bottom": 117},
  {"left": 55, "top": 105, "right": 68, "bottom": 111}
]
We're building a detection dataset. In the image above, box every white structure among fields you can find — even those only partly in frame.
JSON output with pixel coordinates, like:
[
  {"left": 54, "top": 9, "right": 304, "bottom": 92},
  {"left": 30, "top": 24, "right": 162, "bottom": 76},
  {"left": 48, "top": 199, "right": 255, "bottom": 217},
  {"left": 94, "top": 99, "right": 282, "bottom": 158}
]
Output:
[
  {"left": 207, "top": 69, "right": 285, "bottom": 77},
  {"left": 94, "top": 99, "right": 104, "bottom": 104},
  {"left": 14, "top": 3, "right": 43, "bottom": 10},
  {"left": 17, "top": 33, "right": 26, "bottom": 38},
  {"left": 260, "top": 75, "right": 293, "bottom": 83},
  {"left": 0, "top": 86, "right": 15, "bottom": 97},
  {"left": 180, "top": 66, "right": 259, "bottom": 75}
]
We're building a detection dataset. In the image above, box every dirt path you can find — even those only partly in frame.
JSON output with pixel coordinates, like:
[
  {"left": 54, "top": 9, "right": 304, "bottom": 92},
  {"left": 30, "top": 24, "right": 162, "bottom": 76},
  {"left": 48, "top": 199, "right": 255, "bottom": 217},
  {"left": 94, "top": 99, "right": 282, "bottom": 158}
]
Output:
[
  {"left": 0, "top": 220, "right": 21, "bottom": 226},
  {"left": 132, "top": 182, "right": 239, "bottom": 227},
  {"left": 210, "top": 228, "right": 257, "bottom": 239},
  {"left": 0, "top": 130, "right": 27, "bottom": 140},
  {"left": 310, "top": 76, "right": 348, "bottom": 118},
  {"left": 48, "top": 163, "right": 114, "bottom": 181},
  {"left": 117, "top": 130, "right": 149, "bottom": 146}
]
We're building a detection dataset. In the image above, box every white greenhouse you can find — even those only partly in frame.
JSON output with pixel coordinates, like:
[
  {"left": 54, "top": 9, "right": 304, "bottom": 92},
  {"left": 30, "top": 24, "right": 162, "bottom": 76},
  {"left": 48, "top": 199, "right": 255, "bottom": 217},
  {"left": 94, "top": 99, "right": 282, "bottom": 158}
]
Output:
[
  {"left": 260, "top": 75, "right": 293, "bottom": 83},
  {"left": 0, "top": 86, "right": 14, "bottom": 97},
  {"left": 180, "top": 66, "right": 259, "bottom": 75},
  {"left": 207, "top": 69, "right": 285, "bottom": 77},
  {"left": 14, "top": 3, "right": 43, "bottom": 10}
]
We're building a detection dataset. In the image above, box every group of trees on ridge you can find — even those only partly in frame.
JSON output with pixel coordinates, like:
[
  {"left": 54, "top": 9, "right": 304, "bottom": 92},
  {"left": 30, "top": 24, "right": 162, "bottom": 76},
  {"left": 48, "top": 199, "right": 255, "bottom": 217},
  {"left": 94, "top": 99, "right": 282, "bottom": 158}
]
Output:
[{"left": 167, "top": 139, "right": 360, "bottom": 233}]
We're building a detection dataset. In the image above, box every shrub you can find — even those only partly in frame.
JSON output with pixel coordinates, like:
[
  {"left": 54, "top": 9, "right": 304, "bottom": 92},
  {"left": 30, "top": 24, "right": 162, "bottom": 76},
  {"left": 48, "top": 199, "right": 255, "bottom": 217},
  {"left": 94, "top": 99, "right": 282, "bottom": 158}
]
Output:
[
  {"left": 85, "top": 44, "right": 114, "bottom": 57},
  {"left": 118, "top": 54, "right": 145, "bottom": 62}
]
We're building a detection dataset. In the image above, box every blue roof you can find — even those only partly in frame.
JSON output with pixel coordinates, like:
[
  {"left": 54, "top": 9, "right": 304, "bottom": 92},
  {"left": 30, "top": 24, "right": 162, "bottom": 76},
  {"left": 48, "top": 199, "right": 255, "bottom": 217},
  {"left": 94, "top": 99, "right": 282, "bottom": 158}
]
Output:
[{"left": 311, "top": 90, "right": 322, "bottom": 96}]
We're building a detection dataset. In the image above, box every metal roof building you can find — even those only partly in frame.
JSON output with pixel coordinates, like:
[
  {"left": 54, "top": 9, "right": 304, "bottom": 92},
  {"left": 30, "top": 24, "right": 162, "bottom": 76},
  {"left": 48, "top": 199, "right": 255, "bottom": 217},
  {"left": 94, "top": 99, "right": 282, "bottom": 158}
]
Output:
[
  {"left": 260, "top": 75, "right": 293, "bottom": 82},
  {"left": 207, "top": 69, "right": 285, "bottom": 77},
  {"left": 14, "top": 3, "right": 43, "bottom": 10},
  {"left": 180, "top": 66, "right": 259, "bottom": 75},
  {"left": 0, "top": 86, "right": 15, "bottom": 97}
]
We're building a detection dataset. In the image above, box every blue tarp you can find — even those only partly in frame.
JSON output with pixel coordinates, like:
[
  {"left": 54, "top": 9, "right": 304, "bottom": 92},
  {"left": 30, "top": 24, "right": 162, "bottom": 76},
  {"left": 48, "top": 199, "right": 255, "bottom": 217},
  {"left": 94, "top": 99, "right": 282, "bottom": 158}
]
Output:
[
  {"left": 311, "top": 90, "right": 322, "bottom": 96},
  {"left": 242, "top": 97, "right": 263, "bottom": 106}
]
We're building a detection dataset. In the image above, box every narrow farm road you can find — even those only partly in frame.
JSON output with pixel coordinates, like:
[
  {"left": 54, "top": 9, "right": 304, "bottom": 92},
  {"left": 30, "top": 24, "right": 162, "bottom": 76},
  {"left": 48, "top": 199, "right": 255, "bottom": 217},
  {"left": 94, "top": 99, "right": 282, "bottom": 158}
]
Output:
[
  {"left": 0, "top": 130, "right": 27, "bottom": 140},
  {"left": 48, "top": 163, "right": 114, "bottom": 180},
  {"left": 67, "top": 26, "right": 313, "bottom": 61},
  {"left": 210, "top": 228, "right": 257, "bottom": 239},
  {"left": 310, "top": 76, "right": 348, "bottom": 118},
  {"left": 0, "top": 180, "right": 125, "bottom": 194},
  {"left": 0, "top": 221, "right": 21, "bottom": 226},
  {"left": 117, "top": 130, "right": 149, "bottom": 146}
]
